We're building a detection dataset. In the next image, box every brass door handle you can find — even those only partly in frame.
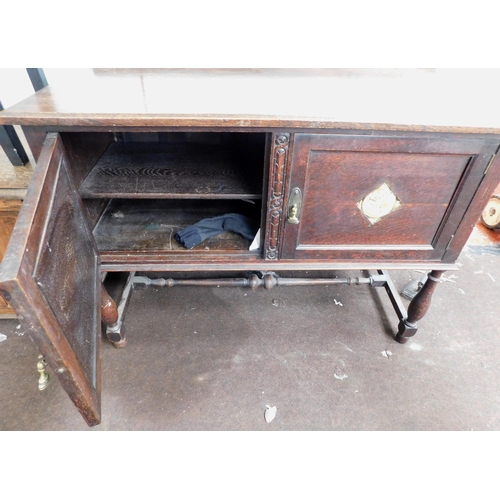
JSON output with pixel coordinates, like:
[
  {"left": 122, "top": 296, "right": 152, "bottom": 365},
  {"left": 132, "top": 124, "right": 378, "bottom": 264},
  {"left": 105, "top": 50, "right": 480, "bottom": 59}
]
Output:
[
  {"left": 37, "top": 355, "right": 49, "bottom": 391},
  {"left": 287, "top": 188, "right": 302, "bottom": 224}
]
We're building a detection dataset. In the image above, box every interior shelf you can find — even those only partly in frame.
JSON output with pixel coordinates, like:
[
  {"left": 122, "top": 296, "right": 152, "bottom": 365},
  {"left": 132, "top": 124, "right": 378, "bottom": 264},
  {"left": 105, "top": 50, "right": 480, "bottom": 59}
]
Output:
[
  {"left": 93, "top": 199, "right": 261, "bottom": 254},
  {"left": 80, "top": 141, "right": 264, "bottom": 199}
]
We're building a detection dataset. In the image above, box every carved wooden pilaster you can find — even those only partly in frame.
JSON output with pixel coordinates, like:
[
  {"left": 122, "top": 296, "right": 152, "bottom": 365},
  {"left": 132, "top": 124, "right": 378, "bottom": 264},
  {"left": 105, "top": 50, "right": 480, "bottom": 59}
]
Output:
[{"left": 265, "top": 133, "right": 290, "bottom": 260}]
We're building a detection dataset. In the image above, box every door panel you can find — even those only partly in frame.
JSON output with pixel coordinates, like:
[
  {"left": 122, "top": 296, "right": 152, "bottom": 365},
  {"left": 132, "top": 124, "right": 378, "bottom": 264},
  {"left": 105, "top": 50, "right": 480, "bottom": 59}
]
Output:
[
  {"left": 0, "top": 133, "right": 101, "bottom": 426},
  {"left": 281, "top": 134, "right": 497, "bottom": 262}
]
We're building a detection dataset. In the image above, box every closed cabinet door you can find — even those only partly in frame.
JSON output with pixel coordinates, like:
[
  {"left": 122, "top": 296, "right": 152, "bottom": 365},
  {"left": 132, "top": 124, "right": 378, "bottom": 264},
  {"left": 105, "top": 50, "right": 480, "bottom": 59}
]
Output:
[
  {"left": 281, "top": 133, "right": 499, "bottom": 263},
  {"left": 0, "top": 133, "right": 102, "bottom": 426}
]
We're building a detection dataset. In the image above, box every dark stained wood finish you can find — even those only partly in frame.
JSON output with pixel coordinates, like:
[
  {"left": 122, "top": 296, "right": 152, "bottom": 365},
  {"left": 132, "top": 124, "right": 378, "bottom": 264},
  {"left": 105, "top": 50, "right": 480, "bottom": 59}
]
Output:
[
  {"left": 60, "top": 132, "right": 115, "bottom": 228},
  {"left": 0, "top": 133, "right": 101, "bottom": 426},
  {"left": 100, "top": 282, "right": 126, "bottom": 345},
  {"left": 60, "top": 132, "right": 114, "bottom": 187},
  {"left": 99, "top": 257, "right": 459, "bottom": 273},
  {"left": 100, "top": 283, "right": 118, "bottom": 325},
  {"left": 2, "top": 69, "right": 500, "bottom": 135},
  {"left": 282, "top": 134, "right": 499, "bottom": 262},
  {"left": 93, "top": 199, "right": 261, "bottom": 254},
  {"left": 18, "top": 129, "right": 115, "bottom": 228},
  {"left": 396, "top": 270, "right": 444, "bottom": 343},
  {"left": 264, "top": 133, "right": 291, "bottom": 260},
  {"left": 79, "top": 140, "right": 264, "bottom": 199},
  {"left": 21, "top": 126, "right": 47, "bottom": 162},
  {"left": 1, "top": 69, "right": 500, "bottom": 427},
  {"left": 443, "top": 147, "right": 500, "bottom": 262}
]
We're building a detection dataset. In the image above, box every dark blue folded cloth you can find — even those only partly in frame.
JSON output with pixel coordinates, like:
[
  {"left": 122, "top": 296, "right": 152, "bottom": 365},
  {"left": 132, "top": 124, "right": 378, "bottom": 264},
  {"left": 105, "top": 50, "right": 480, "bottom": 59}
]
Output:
[{"left": 175, "top": 213, "right": 259, "bottom": 249}]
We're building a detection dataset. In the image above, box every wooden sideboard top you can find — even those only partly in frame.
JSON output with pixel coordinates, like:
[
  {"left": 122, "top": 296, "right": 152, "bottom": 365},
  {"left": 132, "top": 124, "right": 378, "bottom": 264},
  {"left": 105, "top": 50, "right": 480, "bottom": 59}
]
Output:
[{"left": 1, "top": 68, "right": 500, "bottom": 134}]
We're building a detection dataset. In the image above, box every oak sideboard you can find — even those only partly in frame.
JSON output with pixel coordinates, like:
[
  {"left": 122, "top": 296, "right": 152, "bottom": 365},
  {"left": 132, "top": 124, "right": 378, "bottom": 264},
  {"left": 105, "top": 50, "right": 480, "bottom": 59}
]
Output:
[{"left": 1, "top": 69, "right": 500, "bottom": 426}]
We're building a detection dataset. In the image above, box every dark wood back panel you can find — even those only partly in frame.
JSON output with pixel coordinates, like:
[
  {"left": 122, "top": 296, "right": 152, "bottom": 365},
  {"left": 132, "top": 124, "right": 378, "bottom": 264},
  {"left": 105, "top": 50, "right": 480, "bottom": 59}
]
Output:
[{"left": 60, "top": 132, "right": 114, "bottom": 228}]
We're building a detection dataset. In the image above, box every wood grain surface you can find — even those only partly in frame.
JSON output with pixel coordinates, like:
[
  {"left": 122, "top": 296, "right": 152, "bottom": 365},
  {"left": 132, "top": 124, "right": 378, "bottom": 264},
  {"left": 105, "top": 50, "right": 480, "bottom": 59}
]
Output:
[
  {"left": 0, "top": 133, "right": 101, "bottom": 425},
  {"left": 93, "top": 199, "right": 261, "bottom": 254},
  {"left": 2, "top": 69, "right": 500, "bottom": 133},
  {"left": 281, "top": 133, "right": 500, "bottom": 262},
  {"left": 80, "top": 140, "right": 264, "bottom": 199}
]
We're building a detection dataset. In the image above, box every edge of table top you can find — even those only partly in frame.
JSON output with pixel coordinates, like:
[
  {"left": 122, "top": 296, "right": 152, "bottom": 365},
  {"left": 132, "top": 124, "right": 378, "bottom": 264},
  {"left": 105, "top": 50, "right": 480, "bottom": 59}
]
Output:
[{"left": 2, "top": 69, "right": 500, "bottom": 134}]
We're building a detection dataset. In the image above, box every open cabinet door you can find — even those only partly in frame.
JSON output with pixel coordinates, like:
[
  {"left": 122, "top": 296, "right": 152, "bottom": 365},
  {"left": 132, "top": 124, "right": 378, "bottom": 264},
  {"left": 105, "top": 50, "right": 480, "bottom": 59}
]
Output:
[{"left": 0, "top": 133, "right": 101, "bottom": 426}]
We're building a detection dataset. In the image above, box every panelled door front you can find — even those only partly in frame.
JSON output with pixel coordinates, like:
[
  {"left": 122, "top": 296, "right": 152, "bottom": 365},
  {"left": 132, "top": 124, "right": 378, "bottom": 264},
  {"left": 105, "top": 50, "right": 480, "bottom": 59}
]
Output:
[
  {"left": 0, "top": 133, "right": 102, "bottom": 426},
  {"left": 281, "top": 133, "right": 498, "bottom": 263}
]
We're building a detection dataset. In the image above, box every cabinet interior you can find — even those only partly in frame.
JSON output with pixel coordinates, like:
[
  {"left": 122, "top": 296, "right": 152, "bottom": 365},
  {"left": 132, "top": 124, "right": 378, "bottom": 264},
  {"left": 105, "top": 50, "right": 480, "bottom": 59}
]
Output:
[{"left": 71, "top": 132, "right": 268, "bottom": 258}]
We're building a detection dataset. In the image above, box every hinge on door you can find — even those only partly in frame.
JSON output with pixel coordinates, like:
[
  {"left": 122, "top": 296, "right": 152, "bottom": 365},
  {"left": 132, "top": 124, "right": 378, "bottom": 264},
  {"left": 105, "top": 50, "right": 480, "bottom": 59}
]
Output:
[{"left": 484, "top": 154, "right": 496, "bottom": 176}]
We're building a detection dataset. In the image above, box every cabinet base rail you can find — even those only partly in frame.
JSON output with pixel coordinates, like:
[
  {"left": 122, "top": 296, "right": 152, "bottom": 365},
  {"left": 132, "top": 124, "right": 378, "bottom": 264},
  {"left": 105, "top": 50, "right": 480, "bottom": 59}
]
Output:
[{"left": 101, "top": 270, "right": 443, "bottom": 346}]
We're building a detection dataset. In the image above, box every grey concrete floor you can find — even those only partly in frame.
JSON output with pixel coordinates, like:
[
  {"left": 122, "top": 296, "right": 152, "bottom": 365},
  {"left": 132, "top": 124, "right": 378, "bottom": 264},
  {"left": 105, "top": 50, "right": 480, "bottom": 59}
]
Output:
[{"left": 1, "top": 239, "right": 500, "bottom": 431}]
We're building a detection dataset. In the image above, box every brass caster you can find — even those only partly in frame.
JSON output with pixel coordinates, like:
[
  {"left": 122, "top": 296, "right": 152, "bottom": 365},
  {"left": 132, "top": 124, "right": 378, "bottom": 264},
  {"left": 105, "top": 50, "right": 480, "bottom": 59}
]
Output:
[{"left": 37, "top": 355, "right": 50, "bottom": 391}]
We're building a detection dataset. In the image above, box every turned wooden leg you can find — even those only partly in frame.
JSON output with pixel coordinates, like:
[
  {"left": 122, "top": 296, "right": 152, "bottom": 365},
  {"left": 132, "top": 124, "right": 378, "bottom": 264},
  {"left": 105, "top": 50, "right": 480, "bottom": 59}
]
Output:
[
  {"left": 396, "top": 270, "right": 444, "bottom": 344},
  {"left": 101, "top": 283, "right": 126, "bottom": 348}
]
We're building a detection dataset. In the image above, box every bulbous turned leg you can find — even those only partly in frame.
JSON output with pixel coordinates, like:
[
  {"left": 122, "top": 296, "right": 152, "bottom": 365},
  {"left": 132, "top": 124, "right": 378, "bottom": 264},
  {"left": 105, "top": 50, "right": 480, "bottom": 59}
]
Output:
[
  {"left": 101, "top": 283, "right": 126, "bottom": 348},
  {"left": 396, "top": 270, "right": 444, "bottom": 344}
]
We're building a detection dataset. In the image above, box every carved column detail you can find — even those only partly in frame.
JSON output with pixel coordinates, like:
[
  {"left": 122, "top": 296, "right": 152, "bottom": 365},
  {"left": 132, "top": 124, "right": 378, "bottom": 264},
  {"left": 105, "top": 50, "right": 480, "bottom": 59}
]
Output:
[{"left": 265, "top": 133, "right": 290, "bottom": 260}]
